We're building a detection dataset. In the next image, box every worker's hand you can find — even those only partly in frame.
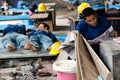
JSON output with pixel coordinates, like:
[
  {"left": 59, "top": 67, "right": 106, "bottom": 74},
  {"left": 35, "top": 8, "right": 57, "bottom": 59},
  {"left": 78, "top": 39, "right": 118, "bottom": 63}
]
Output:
[{"left": 109, "top": 30, "right": 118, "bottom": 37}]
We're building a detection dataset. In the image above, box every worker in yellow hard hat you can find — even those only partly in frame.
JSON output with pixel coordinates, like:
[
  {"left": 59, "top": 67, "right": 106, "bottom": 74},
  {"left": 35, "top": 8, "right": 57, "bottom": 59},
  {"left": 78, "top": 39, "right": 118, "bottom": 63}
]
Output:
[
  {"left": 75, "top": 7, "right": 113, "bottom": 55},
  {"left": 38, "top": 3, "right": 46, "bottom": 12},
  {"left": 49, "top": 41, "right": 62, "bottom": 55},
  {"left": 77, "top": 2, "right": 90, "bottom": 14}
]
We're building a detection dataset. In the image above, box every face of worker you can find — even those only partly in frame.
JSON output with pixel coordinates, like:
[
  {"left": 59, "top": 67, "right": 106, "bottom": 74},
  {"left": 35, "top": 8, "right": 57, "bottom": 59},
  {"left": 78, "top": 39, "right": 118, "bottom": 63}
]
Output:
[
  {"left": 85, "top": 14, "right": 97, "bottom": 27},
  {"left": 36, "top": 24, "right": 46, "bottom": 30}
]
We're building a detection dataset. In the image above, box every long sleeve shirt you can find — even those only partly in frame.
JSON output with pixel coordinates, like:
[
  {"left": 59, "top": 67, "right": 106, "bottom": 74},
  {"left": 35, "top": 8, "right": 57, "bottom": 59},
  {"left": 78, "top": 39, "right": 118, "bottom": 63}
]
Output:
[
  {"left": 75, "top": 16, "right": 111, "bottom": 40},
  {"left": 28, "top": 30, "right": 57, "bottom": 43}
]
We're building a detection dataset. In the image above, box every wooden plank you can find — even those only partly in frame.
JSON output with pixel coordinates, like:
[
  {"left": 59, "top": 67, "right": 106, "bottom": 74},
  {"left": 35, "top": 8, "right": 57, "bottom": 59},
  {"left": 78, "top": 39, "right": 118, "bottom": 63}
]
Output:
[
  {"left": 0, "top": 13, "right": 49, "bottom": 21},
  {"left": 73, "top": 31, "right": 82, "bottom": 80},
  {"left": 45, "top": 3, "right": 56, "bottom": 9},
  {"left": 29, "top": 13, "right": 49, "bottom": 20},
  {"left": 72, "top": 31, "right": 99, "bottom": 80},
  {"left": 83, "top": 37, "right": 112, "bottom": 80},
  {"left": 53, "top": 0, "right": 76, "bottom": 10},
  {"left": 107, "top": 17, "right": 120, "bottom": 20},
  {"left": 71, "top": 31, "right": 112, "bottom": 80},
  {"left": 0, "top": 49, "right": 56, "bottom": 60}
]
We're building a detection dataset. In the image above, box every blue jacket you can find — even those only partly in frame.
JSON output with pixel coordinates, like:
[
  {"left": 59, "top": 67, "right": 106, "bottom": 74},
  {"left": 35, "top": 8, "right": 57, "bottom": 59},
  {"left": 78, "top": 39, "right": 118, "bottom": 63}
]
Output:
[
  {"left": 75, "top": 16, "right": 111, "bottom": 40},
  {"left": 3, "top": 24, "right": 26, "bottom": 36},
  {"left": 28, "top": 30, "right": 57, "bottom": 43}
]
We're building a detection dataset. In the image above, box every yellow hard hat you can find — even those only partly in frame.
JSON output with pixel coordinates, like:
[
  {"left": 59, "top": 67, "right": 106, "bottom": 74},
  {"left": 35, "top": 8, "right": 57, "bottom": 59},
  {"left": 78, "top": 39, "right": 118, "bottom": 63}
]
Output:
[
  {"left": 49, "top": 41, "right": 62, "bottom": 55},
  {"left": 38, "top": 3, "right": 46, "bottom": 12},
  {"left": 77, "top": 2, "right": 90, "bottom": 14}
]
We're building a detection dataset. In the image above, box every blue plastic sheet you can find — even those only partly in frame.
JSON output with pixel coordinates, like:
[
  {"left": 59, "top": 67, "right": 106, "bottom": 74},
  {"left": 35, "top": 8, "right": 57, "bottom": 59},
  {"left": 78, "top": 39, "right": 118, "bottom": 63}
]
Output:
[
  {"left": 0, "top": 15, "right": 29, "bottom": 21},
  {"left": 108, "top": 3, "right": 120, "bottom": 9},
  {"left": 9, "top": 8, "right": 29, "bottom": 12},
  {"left": 56, "top": 35, "right": 67, "bottom": 42},
  {"left": 0, "top": 20, "right": 34, "bottom": 31},
  {"left": 63, "top": 0, "right": 103, "bottom": 5},
  {"left": 92, "top": 4, "right": 105, "bottom": 10}
]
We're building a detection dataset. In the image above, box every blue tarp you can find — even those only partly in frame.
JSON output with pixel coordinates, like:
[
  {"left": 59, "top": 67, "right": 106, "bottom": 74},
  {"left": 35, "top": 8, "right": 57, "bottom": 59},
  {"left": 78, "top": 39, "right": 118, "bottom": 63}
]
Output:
[
  {"left": 63, "top": 0, "right": 103, "bottom": 5},
  {"left": 56, "top": 35, "right": 67, "bottom": 42},
  {"left": 0, "top": 9, "right": 34, "bottom": 30},
  {"left": 108, "top": 3, "right": 120, "bottom": 9},
  {"left": 9, "top": 8, "right": 29, "bottom": 12},
  {"left": 0, "top": 7, "right": 30, "bottom": 21},
  {"left": 0, "top": 15, "right": 29, "bottom": 21},
  {"left": 92, "top": 4, "right": 105, "bottom": 10},
  {"left": 0, "top": 20, "right": 34, "bottom": 31}
]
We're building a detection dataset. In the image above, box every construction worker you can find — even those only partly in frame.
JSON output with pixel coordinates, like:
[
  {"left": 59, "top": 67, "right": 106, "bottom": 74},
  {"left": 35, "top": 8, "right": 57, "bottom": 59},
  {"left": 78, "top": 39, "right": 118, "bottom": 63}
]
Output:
[
  {"left": 76, "top": 4, "right": 114, "bottom": 56},
  {"left": 1, "top": 24, "right": 28, "bottom": 52},
  {"left": 24, "top": 22, "right": 61, "bottom": 54},
  {"left": 76, "top": 3, "right": 113, "bottom": 42}
]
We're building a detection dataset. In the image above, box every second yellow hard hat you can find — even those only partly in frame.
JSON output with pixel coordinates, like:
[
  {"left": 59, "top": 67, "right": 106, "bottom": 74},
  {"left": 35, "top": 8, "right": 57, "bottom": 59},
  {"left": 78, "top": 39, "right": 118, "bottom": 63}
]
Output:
[
  {"left": 77, "top": 2, "right": 90, "bottom": 14},
  {"left": 49, "top": 41, "right": 62, "bottom": 55},
  {"left": 38, "top": 3, "right": 46, "bottom": 12}
]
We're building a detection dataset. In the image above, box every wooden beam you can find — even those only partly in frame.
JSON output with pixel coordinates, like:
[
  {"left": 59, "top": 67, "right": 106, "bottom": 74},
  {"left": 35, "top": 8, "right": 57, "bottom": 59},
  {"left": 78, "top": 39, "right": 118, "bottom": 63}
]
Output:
[{"left": 51, "top": 0, "right": 76, "bottom": 10}]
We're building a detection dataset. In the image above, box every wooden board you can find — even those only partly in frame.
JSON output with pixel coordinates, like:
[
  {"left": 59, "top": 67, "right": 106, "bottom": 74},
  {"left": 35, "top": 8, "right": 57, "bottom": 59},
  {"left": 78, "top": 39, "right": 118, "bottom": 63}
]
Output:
[
  {"left": 83, "top": 36, "right": 112, "bottom": 80},
  {"left": 0, "top": 49, "right": 56, "bottom": 60},
  {"left": 0, "top": 13, "right": 49, "bottom": 21},
  {"left": 29, "top": 13, "right": 49, "bottom": 20},
  {"left": 71, "top": 31, "right": 112, "bottom": 80},
  {"left": 52, "top": 0, "right": 76, "bottom": 10},
  {"left": 73, "top": 31, "right": 99, "bottom": 80}
]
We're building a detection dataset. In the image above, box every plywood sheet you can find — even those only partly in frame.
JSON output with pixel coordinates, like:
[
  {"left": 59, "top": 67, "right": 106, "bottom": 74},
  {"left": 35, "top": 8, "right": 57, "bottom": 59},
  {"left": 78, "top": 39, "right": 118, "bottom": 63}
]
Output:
[
  {"left": 0, "top": 49, "right": 56, "bottom": 60},
  {"left": 71, "top": 31, "right": 112, "bottom": 80}
]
